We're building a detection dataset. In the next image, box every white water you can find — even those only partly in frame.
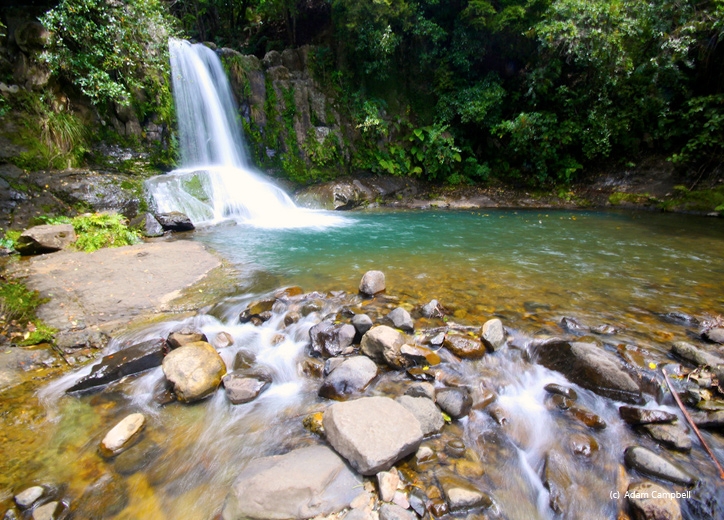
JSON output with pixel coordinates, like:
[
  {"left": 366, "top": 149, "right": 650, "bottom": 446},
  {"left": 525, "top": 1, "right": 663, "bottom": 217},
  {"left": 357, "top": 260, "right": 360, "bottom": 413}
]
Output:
[{"left": 147, "top": 39, "right": 344, "bottom": 228}]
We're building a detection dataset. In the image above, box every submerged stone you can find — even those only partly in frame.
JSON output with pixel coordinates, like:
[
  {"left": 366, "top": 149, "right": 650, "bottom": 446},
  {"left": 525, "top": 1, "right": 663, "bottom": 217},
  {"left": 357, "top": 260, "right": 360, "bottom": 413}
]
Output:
[
  {"left": 624, "top": 446, "right": 696, "bottom": 486},
  {"left": 100, "top": 412, "right": 146, "bottom": 457}
]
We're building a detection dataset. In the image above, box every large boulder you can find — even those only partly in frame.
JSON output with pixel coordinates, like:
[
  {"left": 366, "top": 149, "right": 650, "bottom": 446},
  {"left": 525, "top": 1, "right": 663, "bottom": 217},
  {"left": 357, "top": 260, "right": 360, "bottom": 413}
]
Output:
[
  {"left": 15, "top": 224, "right": 76, "bottom": 255},
  {"left": 323, "top": 396, "right": 423, "bottom": 475},
  {"left": 67, "top": 338, "right": 167, "bottom": 393},
  {"left": 222, "top": 445, "right": 362, "bottom": 520},
  {"left": 533, "top": 340, "right": 642, "bottom": 403},
  {"left": 359, "top": 270, "right": 385, "bottom": 296},
  {"left": 162, "top": 341, "right": 226, "bottom": 402},
  {"left": 319, "top": 356, "right": 378, "bottom": 401},
  {"left": 310, "top": 320, "right": 356, "bottom": 358},
  {"left": 361, "top": 325, "right": 407, "bottom": 368}
]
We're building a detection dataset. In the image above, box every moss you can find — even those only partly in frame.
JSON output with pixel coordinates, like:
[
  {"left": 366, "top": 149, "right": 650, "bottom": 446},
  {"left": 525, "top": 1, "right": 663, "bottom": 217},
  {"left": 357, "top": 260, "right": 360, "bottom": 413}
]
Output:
[
  {"left": 659, "top": 185, "right": 724, "bottom": 213},
  {"left": 0, "top": 279, "right": 56, "bottom": 346},
  {"left": 608, "top": 191, "right": 656, "bottom": 206}
]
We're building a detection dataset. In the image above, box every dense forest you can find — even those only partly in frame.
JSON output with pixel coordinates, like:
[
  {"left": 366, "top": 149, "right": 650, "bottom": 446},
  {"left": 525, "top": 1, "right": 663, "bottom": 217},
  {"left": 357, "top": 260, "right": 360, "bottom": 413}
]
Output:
[{"left": 2, "top": 0, "right": 723, "bottom": 188}]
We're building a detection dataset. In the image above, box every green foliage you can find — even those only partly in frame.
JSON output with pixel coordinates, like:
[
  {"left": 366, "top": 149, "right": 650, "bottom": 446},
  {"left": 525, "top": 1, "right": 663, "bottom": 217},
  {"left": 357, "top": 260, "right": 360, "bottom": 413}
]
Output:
[
  {"left": 659, "top": 185, "right": 724, "bottom": 213},
  {"left": 0, "top": 280, "right": 56, "bottom": 346},
  {"left": 70, "top": 213, "right": 141, "bottom": 252},
  {"left": 670, "top": 95, "right": 724, "bottom": 167}
]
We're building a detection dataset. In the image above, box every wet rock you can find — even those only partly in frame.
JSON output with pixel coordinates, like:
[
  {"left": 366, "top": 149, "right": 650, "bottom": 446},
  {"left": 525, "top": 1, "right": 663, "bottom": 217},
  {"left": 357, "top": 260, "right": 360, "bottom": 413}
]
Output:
[
  {"left": 619, "top": 406, "right": 677, "bottom": 425},
  {"left": 591, "top": 323, "right": 618, "bottom": 335},
  {"left": 379, "top": 503, "right": 416, "bottom": 520},
  {"left": 400, "top": 344, "right": 441, "bottom": 366},
  {"left": 319, "top": 356, "right": 378, "bottom": 401},
  {"left": 436, "top": 387, "right": 472, "bottom": 419},
  {"left": 309, "top": 321, "right": 356, "bottom": 358},
  {"left": 15, "top": 224, "right": 76, "bottom": 255},
  {"left": 438, "top": 472, "right": 492, "bottom": 511},
  {"left": 167, "top": 330, "right": 208, "bottom": 349},
  {"left": 31, "top": 501, "right": 62, "bottom": 520},
  {"left": 223, "top": 372, "right": 269, "bottom": 404},
  {"left": 100, "top": 412, "right": 145, "bottom": 457},
  {"left": 130, "top": 212, "right": 163, "bottom": 237},
  {"left": 233, "top": 349, "right": 256, "bottom": 370},
  {"left": 239, "top": 298, "right": 276, "bottom": 323},
  {"left": 222, "top": 445, "right": 363, "bottom": 520},
  {"left": 67, "top": 338, "right": 167, "bottom": 393},
  {"left": 627, "top": 481, "right": 682, "bottom": 520},
  {"left": 162, "top": 341, "right": 227, "bottom": 402},
  {"left": 568, "top": 433, "right": 598, "bottom": 457},
  {"left": 4, "top": 507, "right": 20, "bottom": 520},
  {"left": 671, "top": 341, "right": 724, "bottom": 367},
  {"left": 544, "top": 383, "right": 578, "bottom": 400},
  {"left": 623, "top": 446, "right": 696, "bottom": 486},
  {"left": 213, "top": 331, "right": 234, "bottom": 348},
  {"left": 361, "top": 325, "right": 407, "bottom": 368},
  {"left": 550, "top": 394, "right": 574, "bottom": 410},
  {"left": 532, "top": 339, "right": 642, "bottom": 403},
  {"left": 14, "top": 486, "right": 44, "bottom": 509},
  {"left": 445, "top": 438, "right": 466, "bottom": 457},
  {"left": 359, "top": 270, "right": 386, "bottom": 296},
  {"left": 155, "top": 211, "right": 194, "bottom": 231},
  {"left": 443, "top": 334, "right": 485, "bottom": 359},
  {"left": 406, "top": 366, "right": 435, "bottom": 382},
  {"left": 560, "top": 317, "right": 590, "bottom": 334},
  {"left": 352, "top": 314, "right": 373, "bottom": 337},
  {"left": 70, "top": 473, "right": 128, "bottom": 519},
  {"left": 543, "top": 450, "right": 572, "bottom": 514},
  {"left": 377, "top": 468, "right": 400, "bottom": 502},
  {"left": 703, "top": 327, "right": 724, "bottom": 344},
  {"left": 302, "top": 412, "right": 325, "bottom": 436},
  {"left": 323, "top": 396, "right": 423, "bottom": 475},
  {"left": 301, "top": 358, "right": 325, "bottom": 378},
  {"left": 641, "top": 423, "right": 692, "bottom": 452},
  {"left": 569, "top": 405, "right": 606, "bottom": 429},
  {"left": 405, "top": 382, "right": 435, "bottom": 400},
  {"left": 691, "top": 410, "right": 724, "bottom": 429},
  {"left": 396, "top": 395, "right": 444, "bottom": 436},
  {"left": 421, "top": 299, "right": 443, "bottom": 318},
  {"left": 387, "top": 307, "right": 414, "bottom": 332},
  {"left": 114, "top": 439, "right": 162, "bottom": 475},
  {"left": 657, "top": 311, "right": 700, "bottom": 327},
  {"left": 481, "top": 318, "right": 506, "bottom": 351}
]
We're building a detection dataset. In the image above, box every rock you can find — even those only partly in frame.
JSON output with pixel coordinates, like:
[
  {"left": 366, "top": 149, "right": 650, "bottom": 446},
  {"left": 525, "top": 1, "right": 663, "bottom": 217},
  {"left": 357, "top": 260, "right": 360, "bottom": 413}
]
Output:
[
  {"left": 69, "top": 473, "right": 128, "bottom": 519},
  {"left": 130, "top": 212, "right": 163, "bottom": 237},
  {"left": 31, "top": 501, "right": 61, "bottom": 520},
  {"left": 421, "top": 299, "right": 443, "bottom": 318},
  {"left": 14, "top": 486, "right": 44, "bottom": 509},
  {"left": 360, "top": 325, "right": 407, "bottom": 368},
  {"left": 405, "top": 382, "right": 435, "bottom": 400},
  {"left": 114, "top": 439, "right": 162, "bottom": 475},
  {"left": 379, "top": 503, "right": 416, "bottom": 520},
  {"left": 568, "top": 433, "right": 598, "bottom": 457},
  {"left": 377, "top": 469, "right": 400, "bottom": 502},
  {"left": 400, "top": 344, "right": 440, "bottom": 366},
  {"left": 532, "top": 339, "right": 642, "bottom": 403},
  {"left": 592, "top": 323, "right": 618, "bottom": 335},
  {"left": 569, "top": 405, "right": 606, "bottom": 429},
  {"left": 15, "top": 21, "right": 50, "bottom": 52},
  {"left": 703, "top": 327, "right": 724, "bottom": 344},
  {"left": 67, "top": 338, "right": 167, "bottom": 393},
  {"left": 671, "top": 341, "right": 724, "bottom": 367},
  {"left": 213, "top": 331, "right": 234, "bottom": 348},
  {"left": 162, "top": 341, "right": 227, "bottom": 402},
  {"left": 443, "top": 333, "right": 486, "bottom": 359},
  {"left": 627, "top": 481, "right": 682, "bottom": 520},
  {"left": 352, "top": 314, "right": 373, "bottom": 337},
  {"left": 222, "top": 445, "right": 362, "bottom": 520},
  {"left": 15, "top": 224, "right": 76, "bottom": 255},
  {"left": 691, "top": 410, "right": 724, "bottom": 429},
  {"left": 481, "top": 318, "right": 506, "bottom": 351},
  {"left": 657, "top": 311, "right": 700, "bottom": 327},
  {"left": 642, "top": 423, "right": 692, "bottom": 452},
  {"left": 435, "top": 387, "right": 472, "bottom": 419},
  {"left": 544, "top": 383, "right": 578, "bottom": 400},
  {"left": 100, "top": 413, "right": 145, "bottom": 457},
  {"left": 222, "top": 372, "right": 269, "bottom": 404},
  {"left": 309, "top": 321, "right": 356, "bottom": 358},
  {"left": 396, "top": 395, "right": 444, "bottom": 436},
  {"left": 233, "top": 349, "right": 256, "bottom": 370},
  {"left": 323, "top": 396, "right": 423, "bottom": 475},
  {"left": 155, "top": 211, "right": 195, "bottom": 232},
  {"left": 619, "top": 406, "right": 678, "bottom": 425},
  {"left": 544, "top": 450, "right": 572, "bottom": 514},
  {"left": 318, "top": 356, "right": 378, "bottom": 401},
  {"left": 560, "top": 317, "right": 590, "bottom": 334},
  {"left": 359, "top": 270, "right": 386, "bottom": 296},
  {"left": 623, "top": 446, "right": 696, "bottom": 486},
  {"left": 438, "top": 472, "right": 492, "bottom": 511},
  {"left": 239, "top": 298, "right": 276, "bottom": 323},
  {"left": 167, "top": 330, "right": 208, "bottom": 349},
  {"left": 387, "top": 307, "right": 414, "bottom": 332}
]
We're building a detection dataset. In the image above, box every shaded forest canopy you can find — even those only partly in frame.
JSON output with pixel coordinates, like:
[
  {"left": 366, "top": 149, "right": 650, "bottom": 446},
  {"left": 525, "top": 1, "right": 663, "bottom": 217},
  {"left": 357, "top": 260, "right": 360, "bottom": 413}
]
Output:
[{"left": 4, "top": 0, "right": 724, "bottom": 187}]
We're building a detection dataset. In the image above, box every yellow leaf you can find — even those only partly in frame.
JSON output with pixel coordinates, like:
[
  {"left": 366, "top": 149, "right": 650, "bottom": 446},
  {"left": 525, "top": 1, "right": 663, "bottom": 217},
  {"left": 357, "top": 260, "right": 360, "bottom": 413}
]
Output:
[{"left": 648, "top": 362, "right": 657, "bottom": 370}]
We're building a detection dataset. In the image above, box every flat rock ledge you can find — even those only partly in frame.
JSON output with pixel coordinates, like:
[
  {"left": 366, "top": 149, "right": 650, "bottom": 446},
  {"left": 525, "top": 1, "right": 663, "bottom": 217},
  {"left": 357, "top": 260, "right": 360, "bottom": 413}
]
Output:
[
  {"left": 221, "top": 445, "right": 362, "bottom": 520},
  {"left": 323, "top": 396, "right": 424, "bottom": 475}
]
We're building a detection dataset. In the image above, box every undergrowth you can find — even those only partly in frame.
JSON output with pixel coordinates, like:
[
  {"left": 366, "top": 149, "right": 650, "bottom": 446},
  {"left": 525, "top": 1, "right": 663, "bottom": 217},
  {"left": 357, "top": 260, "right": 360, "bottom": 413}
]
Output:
[{"left": 0, "top": 279, "right": 56, "bottom": 346}]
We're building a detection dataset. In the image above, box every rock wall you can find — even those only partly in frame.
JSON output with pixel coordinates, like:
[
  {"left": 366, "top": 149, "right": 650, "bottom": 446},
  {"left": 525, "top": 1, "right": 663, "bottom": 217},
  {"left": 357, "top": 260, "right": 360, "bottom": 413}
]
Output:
[{"left": 219, "top": 45, "right": 350, "bottom": 182}]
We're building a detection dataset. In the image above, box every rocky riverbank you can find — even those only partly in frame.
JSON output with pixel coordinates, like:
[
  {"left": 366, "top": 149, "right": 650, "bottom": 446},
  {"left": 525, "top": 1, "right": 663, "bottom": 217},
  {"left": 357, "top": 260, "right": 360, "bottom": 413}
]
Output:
[{"left": 4, "top": 269, "right": 723, "bottom": 519}]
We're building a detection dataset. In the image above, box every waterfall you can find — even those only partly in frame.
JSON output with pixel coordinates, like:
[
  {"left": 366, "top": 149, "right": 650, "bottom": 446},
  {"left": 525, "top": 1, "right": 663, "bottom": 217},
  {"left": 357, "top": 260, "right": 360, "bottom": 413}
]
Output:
[{"left": 146, "top": 39, "right": 342, "bottom": 228}]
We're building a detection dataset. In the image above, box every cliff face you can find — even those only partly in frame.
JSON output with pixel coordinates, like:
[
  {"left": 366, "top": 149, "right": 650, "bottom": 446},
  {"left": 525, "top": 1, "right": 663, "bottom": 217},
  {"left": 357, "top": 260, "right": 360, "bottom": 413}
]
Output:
[{"left": 220, "top": 46, "right": 351, "bottom": 184}]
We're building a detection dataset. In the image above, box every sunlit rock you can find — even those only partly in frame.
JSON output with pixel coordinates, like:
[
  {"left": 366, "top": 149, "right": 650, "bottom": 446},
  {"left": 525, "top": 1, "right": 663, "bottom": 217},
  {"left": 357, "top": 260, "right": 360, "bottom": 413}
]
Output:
[
  {"left": 438, "top": 471, "right": 493, "bottom": 511},
  {"left": 15, "top": 224, "right": 76, "bottom": 255},
  {"left": 14, "top": 486, "right": 45, "bottom": 509},
  {"left": 400, "top": 344, "right": 441, "bottom": 367},
  {"left": 379, "top": 503, "right": 417, "bottom": 520},
  {"left": 222, "top": 445, "right": 362, "bottom": 520},
  {"left": 100, "top": 412, "right": 145, "bottom": 457},
  {"left": 642, "top": 423, "right": 692, "bottom": 452},
  {"left": 395, "top": 395, "right": 444, "bottom": 436},
  {"left": 31, "top": 501, "right": 62, "bottom": 520},
  {"left": 222, "top": 372, "right": 269, "bottom": 404},
  {"left": 167, "top": 329, "right": 207, "bottom": 349},
  {"left": 623, "top": 446, "right": 696, "bottom": 486},
  {"left": 435, "top": 387, "right": 472, "bottom": 420},
  {"left": 309, "top": 320, "right": 355, "bottom": 358},
  {"left": 359, "top": 270, "right": 386, "bottom": 296},
  {"left": 405, "top": 382, "right": 435, "bottom": 400},
  {"left": 619, "top": 405, "right": 677, "bottom": 425},
  {"left": 162, "top": 341, "right": 226, "bottom": 402},
  {"left": 671, "top": 341, "right": 724, "bottom": 367},
  {"left": 627, "top": 481, "right": 682, "bottom": 520},
  {"left": 387, "top": 307, "right": 414, "bottom": 332},
  {"left": 481, "top": 318, "right": 506, "bottom": 351},
  {"left": 319, "top": 356, "right": 378, "bottom": 401},
  {"left": 376, "top": 468, "right": 400, "bottom": 502},
  {"left": 323, "top": 396, "right": 423, "bottom": 475},
  {"left": 703, "top": 327, "right": 724, "bottom": 344},
  {"left": 443, "top": 333, "right": 485, "bottom": 359},
  {"left": 361, "top": 325, "right": 406, "bottom": 368},
  {"left": 352, "top": 313, "right": 374, "bottom": 337}
]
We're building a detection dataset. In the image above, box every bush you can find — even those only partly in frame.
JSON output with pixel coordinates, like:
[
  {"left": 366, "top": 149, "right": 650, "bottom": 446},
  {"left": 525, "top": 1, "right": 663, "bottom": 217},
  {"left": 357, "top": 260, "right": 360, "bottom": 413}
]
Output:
[{"left": 70, "top": 213, "right": 141, "bottom": 253}]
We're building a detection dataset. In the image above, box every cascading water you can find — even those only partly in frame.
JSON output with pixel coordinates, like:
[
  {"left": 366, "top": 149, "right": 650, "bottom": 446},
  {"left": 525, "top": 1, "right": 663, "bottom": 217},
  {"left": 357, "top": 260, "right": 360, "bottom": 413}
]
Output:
[{"left": 146, "top": 39, "right": 342, "bottom": 228}]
